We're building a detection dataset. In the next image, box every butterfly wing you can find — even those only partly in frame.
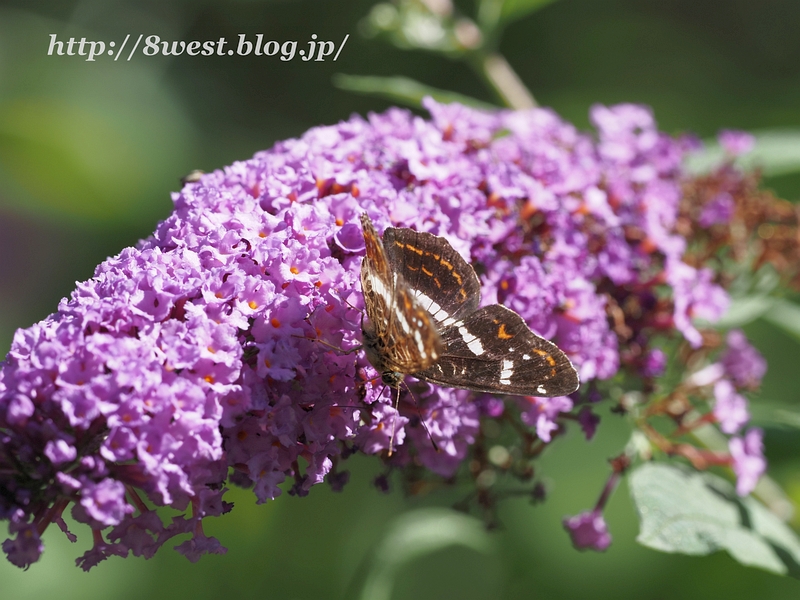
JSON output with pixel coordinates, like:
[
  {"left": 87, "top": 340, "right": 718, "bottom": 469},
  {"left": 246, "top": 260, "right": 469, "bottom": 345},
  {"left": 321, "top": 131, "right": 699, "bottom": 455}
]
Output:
[
  {"left": 360, "top": 214, "right": 443, "bottom": 374},
  {"left": 413, "top": 304, "right": 580, "bottom": 397},
  {"left": 383, "top": 227, "right": 481, "bottom": 328},
  {"left": 360, "top": 213, "right": 396, "bottom": 344}
]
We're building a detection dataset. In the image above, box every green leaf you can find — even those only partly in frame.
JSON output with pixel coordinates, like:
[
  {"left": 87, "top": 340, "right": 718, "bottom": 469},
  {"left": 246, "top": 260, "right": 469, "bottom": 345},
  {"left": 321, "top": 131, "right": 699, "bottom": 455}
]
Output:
[
  {"left": 357, "top": 508, "right": 495, "bottom": 600},
  {"left": 743, "top": 130, "right": 800, "bottom": 177},
  {"left": 749, "top": 403, "right": 800, "bottom": 431},
  {"left": 332, "top": 74, "right": 498, "bottom": 110},
  {"left": 716, "top": 295, "right": 774, "bottom": 328},
  {"left": 477, "top": 0, "right": 558, "bottom": 38},
  {"left": 629, "top": 463, "right": 800, "bottom": 577},
  {"left": 685, "top": 129, "right": 800, "bottom": 177},
  {"left": 761, "top": 299, "right": 800, "bottom": 343},
  {"left": 499, "top": 0, "right": 559, "bottom": 24}
]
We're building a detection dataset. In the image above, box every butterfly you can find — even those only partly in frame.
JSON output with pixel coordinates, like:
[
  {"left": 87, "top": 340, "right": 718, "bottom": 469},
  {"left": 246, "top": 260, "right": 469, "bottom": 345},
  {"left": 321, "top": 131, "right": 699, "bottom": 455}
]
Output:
[{"left": 359, "top": 213, "right": 580, "bottom": 399}]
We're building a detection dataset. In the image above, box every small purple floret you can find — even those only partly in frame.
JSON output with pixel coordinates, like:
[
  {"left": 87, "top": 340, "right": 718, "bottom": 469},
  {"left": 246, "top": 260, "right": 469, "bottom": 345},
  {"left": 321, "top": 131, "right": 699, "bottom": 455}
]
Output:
[
  {"left": 2, "top": 523, "right": 44, "bottom": 569},
  {"left": 713, "top": 379, "right": 750, "bottom": 434},
  {"left": 729, "top": 428, "right": 766, "bottom": 496},
  {"left": 641, "top": 348, "right": 667, "bottom": 378},
  {"left": 722, "top": 329, "right": 767, "bottom": 388},
  {"left": 699, "top": 193, "right": 735, "bottom": 227},
  {"left": 563, "top": 510, "right": 612, "bottom": 551},
  {"left": 718, "top": 130, "right": 756, "bottom": 156}
]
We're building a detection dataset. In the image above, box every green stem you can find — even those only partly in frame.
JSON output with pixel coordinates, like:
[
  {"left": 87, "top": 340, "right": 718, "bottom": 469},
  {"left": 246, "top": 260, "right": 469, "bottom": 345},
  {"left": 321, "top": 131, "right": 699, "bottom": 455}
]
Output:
[{"left": 472, "top": 52, "right": 537, "bottom": 110}]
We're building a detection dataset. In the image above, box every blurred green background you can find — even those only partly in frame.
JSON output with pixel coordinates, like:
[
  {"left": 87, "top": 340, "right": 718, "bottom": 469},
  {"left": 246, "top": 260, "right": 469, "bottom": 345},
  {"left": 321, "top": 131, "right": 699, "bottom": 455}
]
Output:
[{"left": 1, "top": 0, "right": 799, "bottom": 598}]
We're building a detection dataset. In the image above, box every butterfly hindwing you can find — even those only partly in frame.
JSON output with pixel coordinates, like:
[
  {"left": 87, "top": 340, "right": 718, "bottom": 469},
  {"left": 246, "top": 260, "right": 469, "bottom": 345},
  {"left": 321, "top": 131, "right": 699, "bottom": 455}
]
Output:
[
  {"left": 383, "top": 227, "right": 481, "bottom": 328},
  {"left": 412, "top": 304, "right": 580, "bottom": 396}
]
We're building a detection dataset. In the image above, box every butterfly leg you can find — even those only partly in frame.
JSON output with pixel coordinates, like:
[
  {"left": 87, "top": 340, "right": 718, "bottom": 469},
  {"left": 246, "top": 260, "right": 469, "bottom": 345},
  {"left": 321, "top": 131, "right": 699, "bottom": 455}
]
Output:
[
  {"left": 388, "top": 385, "right": 401, "bottom": 457},
  {"left": 400, "top": 380, "right": 440, "bottom": 453}
]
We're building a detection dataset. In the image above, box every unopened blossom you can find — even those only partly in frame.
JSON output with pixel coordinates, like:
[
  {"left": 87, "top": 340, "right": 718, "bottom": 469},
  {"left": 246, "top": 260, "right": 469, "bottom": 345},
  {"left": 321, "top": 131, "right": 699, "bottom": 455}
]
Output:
[
  {"left": 686, "top": 363, "right": 725, "bottom": 388},
  {"left": 722, "top": 329, "right": 767, "bottom": 389},
  {"left": 577, "top": 406, "right": 601, "bottom": 441},
  {"left": 563, "top": 510, "right": 612, "bottom": 551},
  {"left": 641, "top": 348, "right": 667, "bottom": 378}
]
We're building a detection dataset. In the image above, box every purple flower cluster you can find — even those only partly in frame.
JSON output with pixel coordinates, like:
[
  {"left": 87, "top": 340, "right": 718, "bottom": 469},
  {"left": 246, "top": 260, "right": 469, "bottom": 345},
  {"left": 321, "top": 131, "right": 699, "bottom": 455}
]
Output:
[
  {"left": 702, "top": 330, "right": 767, "bottom": 494},
  {"left": 0, "top": 98, "right": 757, "bottom": 568}
]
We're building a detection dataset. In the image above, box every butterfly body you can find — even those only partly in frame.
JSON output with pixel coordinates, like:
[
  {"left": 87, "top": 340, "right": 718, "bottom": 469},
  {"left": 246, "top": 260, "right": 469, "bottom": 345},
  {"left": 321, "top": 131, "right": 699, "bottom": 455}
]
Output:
[{"left": 360, "top": 213, "right": 580, "bottom": 397}]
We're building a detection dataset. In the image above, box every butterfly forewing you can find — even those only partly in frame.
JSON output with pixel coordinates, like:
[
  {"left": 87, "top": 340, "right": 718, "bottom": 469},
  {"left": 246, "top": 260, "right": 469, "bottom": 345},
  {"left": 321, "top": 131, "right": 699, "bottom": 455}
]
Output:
[
  {"left": 413, "top": 304, "right": 580, "bottom": 396},
  {"left": 383, "top": 227, "right": 481, "bottom": 328},
  {"left": 360, "top": 214, "right": 443, "bottom": 374},
  {"left": 360, "top": 213, "right": 394, "bottom": 341}
]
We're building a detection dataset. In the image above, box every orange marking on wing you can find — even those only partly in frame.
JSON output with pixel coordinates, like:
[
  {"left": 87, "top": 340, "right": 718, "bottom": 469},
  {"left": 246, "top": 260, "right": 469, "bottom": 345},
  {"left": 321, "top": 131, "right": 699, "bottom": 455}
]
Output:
[
  {"left": 532, "top": 348, "right": 557, "bottom": 366},
  {"left": 432, "top": 277, "right": 441, "bottom": 288},
  {"left": 421, "top": 265, "right": 433, "bottom": 276},
  {"left": 434, "top": 257, "right": 464, "bottom": 284},
  {"left": 497, "top": 324, "right": 513, "bottom": 339}
]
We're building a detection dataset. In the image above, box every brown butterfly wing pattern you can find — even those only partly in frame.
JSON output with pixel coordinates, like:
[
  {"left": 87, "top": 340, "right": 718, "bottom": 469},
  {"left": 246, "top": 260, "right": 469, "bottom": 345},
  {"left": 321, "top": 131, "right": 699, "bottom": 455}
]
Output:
[
  {"left": 360, "top": 213, "right": 580, "bottom": 397},
  {"left": 360, "top": 214, "right": 443, "bottom": 383},
  {"left": 413, "top": 304, "right": 581, "bottom": 396},
  {"left": 382, "top": 226, "right": 481, "bottom": 328}
]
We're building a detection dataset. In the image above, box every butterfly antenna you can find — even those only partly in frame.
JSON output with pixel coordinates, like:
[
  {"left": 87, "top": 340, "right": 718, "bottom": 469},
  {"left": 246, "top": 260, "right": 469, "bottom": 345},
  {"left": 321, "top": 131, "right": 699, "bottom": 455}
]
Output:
[
  {"left": 295, "top": 334, "right": 362, "bottom": 356},
  {"left": 401, "top": 380, "right": 439, "bottom": 453},
  {"left": 333, "top": 288, "right": 362, "bottom": 314},
  {"left": 292, "top": 316, "right": 362, "bottom": 355}
]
